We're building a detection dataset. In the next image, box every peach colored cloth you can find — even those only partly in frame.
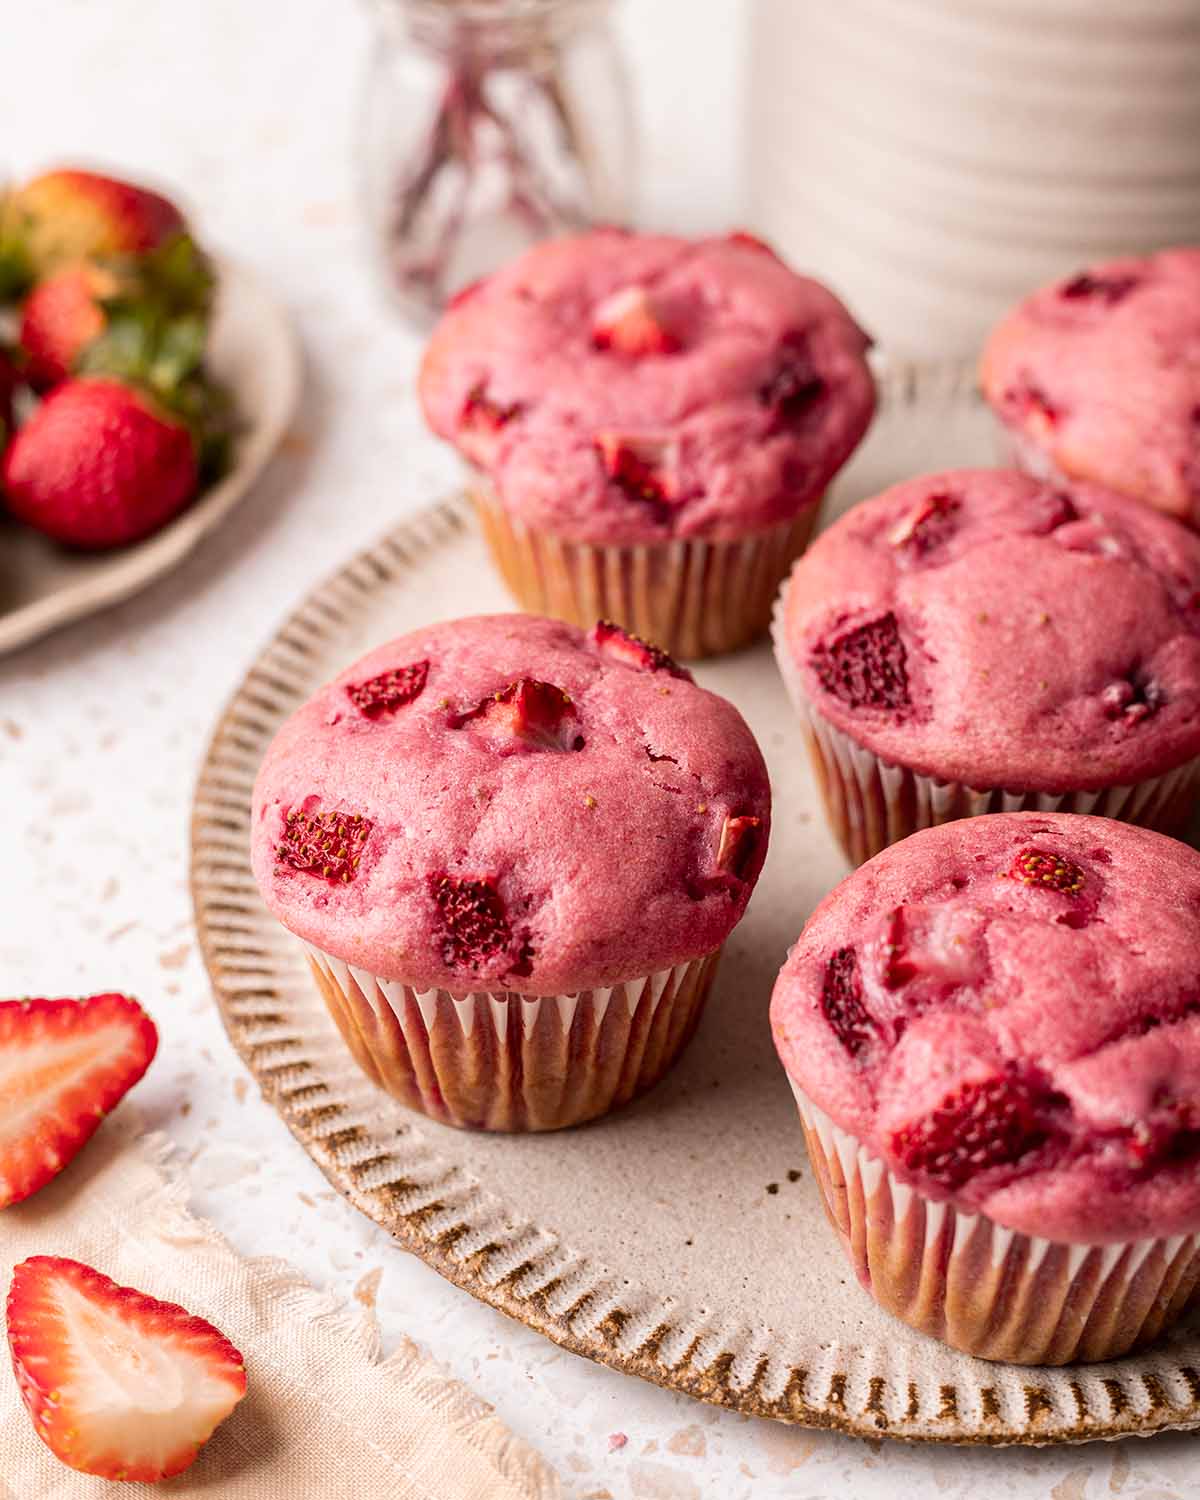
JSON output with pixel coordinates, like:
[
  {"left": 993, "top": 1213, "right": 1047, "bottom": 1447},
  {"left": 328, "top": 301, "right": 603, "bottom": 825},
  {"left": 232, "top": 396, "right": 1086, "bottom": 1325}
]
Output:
[{"left": 0, "top": 1115, "right": 560, "bottom": 1500}]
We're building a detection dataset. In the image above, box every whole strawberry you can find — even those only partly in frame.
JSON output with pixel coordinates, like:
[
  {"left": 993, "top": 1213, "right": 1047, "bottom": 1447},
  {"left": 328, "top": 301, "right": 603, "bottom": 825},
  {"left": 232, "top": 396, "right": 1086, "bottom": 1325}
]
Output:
[
  {"left": 17, "top": 265, "right": 109, "bottom": 388},
  {"left": 2, "top": 378, "right": 198, "bottom": 548},
  {"left": 4, "top": 168, "right": 185, "bottom": 280}
]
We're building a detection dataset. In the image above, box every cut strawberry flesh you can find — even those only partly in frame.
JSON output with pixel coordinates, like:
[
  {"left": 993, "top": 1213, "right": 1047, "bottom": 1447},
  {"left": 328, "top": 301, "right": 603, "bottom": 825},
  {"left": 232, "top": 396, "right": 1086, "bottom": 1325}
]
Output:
[
  {"left": 449, "top": 678, "right": 582, "bottom": 750},
  {"left": 821, "top": 947, "right": 874, "bottom": 1056},
  {"left": 0, "top": 995, "right": 157, "bottom": 1209},
  {"left": 1043, "top": 490, "right": 1079, "bottom": 531},
  {"left": 589, "top": 620, "right": 692, "bottom": 680},
  {"left": 877, "top": 907, "right": 917, "bottom": 989},
  {"left": 1123, "top": 1101, "right": 1200, "bottom": 1169},
  {"left": 1060, "top": 272, "right": 1139, "bottom": 305},
  {"left": 888, "top": 491, "right": 960, "bottom": 552},
  {"left": 758, "top": 333, "right": 825, "bottom": 430},
  {"left": 890, "top": 1074, "right": 1047, "bottom": 1188},
  {"left": 462, "top": 381, "right": 521, "bottom": 431},
  {"left": 726, "top": 230, "right": 779, "bottom": 258},
  {"left": 1101, "top": 674, "right": 1165, "bottom": 723},
  {"left": 592, "top": 284, "right": 681, "bottom": 355},
  {"left": 459, "top": 382, "right": 522, "bottom": 461},
  {"left": 277, "top": 808, "right": 371, "bottom": 883},
  {"left": 1006, "top": 379, "right": 1061, "bottom": 438},
  {"left": 594, "top": 431, "right": 680, "bottom": 508},
  {"left": 346, "top": 659, "right": 429, "bottom": 719},
  {"left": 6, "top": 1256, "right": 246, "bottom": 1481},
  {"left": 715, "top": 815, "right": 762, "bottom": 879},
  {"left": 811, "top": 612, "right": 911, "bottom": 711},
  {"left": 430, "top": 875, "right": 533, "bottom": 977}
]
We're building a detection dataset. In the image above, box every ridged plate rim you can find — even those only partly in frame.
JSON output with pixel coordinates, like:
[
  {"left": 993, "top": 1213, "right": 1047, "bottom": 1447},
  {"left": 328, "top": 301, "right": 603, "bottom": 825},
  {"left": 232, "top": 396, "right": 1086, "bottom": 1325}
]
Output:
[{"left": 191, "top": 357, "right": 1200, "bottom": 1447}]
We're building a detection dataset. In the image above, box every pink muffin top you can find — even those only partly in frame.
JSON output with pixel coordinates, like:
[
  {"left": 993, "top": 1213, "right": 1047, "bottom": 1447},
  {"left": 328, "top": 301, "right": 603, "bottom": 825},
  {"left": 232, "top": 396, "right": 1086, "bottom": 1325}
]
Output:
[
  {"left": 777, "top": 468, "right": 1200, "bottom": 792},
  {"left": 250, "top": 614, "right": 770, "bottom": 994},
  {"left": 771, "top": 813, "right": 1200, "bottom": 1243},
  {"left": 981, "top": 248, "right": 1200, "bottom": 525},
  {"left": 418, "top": 229, "right": 875, "bottom": 544}
]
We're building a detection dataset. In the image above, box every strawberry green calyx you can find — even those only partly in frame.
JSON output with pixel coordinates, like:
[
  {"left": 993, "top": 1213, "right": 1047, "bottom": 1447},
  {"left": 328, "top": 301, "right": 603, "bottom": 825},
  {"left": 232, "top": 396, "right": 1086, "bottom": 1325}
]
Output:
[{"left": 75, "top": 238, "right": 233, "bottom": 480}]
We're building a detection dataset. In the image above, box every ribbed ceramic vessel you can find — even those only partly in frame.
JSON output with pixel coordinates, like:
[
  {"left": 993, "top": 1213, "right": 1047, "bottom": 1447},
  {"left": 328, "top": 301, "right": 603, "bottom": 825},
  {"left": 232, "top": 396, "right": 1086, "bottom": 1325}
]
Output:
[{"left": 748, "top": 0, "right": 1200, "bottom": 356}]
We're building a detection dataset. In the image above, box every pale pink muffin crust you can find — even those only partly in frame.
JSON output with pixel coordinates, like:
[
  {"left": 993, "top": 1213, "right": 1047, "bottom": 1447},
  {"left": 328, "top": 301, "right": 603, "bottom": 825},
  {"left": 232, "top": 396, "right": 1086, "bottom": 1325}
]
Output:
[
  {"left": 981, "top": 248, "right": 1200, "bottom": 525},
  {"left": 418, "top": 229, "right": 875, "bottom": 544},
  {"left": 771, "top": 813, "right": 1200, "bottom": 1243},
  {"left": 778, "top": 469, "right": 1200, "bottom": 792},
  {"left": 250, "top": 614, "right": 770, "bottom": 994}
]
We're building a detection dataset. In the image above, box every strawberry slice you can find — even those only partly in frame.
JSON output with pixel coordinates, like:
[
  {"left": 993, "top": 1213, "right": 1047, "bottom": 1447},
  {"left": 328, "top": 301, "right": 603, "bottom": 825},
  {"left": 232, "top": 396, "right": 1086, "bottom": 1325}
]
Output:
[
  {"left": 0, "top": 994, "right": 157, "bottom": 1208},
  {"left": 7, "top": 1256, "right": 246, "bottom": 1481},
  {"left": 591, "top": 285, "right": 681, "bottom": 355}
]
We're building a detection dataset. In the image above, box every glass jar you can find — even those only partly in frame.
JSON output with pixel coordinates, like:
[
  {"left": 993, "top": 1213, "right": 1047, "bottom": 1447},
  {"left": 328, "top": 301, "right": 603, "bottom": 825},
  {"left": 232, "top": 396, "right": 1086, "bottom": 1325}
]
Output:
[{"left": 359, "top": 0, "right": 635, "bottom": 324}]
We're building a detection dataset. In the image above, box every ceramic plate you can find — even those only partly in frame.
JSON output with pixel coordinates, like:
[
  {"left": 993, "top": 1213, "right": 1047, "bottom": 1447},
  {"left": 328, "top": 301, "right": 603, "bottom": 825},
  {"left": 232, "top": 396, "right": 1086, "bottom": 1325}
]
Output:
[
  {"left": 0, "top": 258, "right": 300, "bottom": 654},
  {"left": 191, "top": 358, "right": 1200, "bottom": 1445}
]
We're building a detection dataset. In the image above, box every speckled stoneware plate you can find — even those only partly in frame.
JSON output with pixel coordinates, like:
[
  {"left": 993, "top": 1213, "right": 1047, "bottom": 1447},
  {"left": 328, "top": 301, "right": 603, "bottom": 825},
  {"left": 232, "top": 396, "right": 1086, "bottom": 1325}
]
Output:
[
  {"left": 0, "top": 258, "right": 300, "bottom": 654},
  {"left": 191, "top": 359, "right": 1200, "bottom": 1446}
]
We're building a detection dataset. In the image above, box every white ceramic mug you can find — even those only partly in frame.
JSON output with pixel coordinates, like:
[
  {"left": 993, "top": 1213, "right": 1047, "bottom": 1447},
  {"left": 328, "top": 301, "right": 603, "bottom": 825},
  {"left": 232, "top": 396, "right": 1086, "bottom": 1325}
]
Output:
[{"left": 747, "top": 0, "right": 1200, "bottom": 357}]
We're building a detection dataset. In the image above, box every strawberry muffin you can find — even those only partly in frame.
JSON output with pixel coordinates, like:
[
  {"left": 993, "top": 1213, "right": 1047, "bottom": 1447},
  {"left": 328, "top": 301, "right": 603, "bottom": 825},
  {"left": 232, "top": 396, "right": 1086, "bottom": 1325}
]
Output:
[
  {"left": 981, "top": 248, "right": 1200, "bottom": 527},
  {"left": 418, "top": 229, "right": 875, "bottom": 658},
  {"left": 771, "top": 812, "right": 1200, "bottom": 1364},
  {"left": 250, "top": 614, "right": 770, "bottom": 1131},
  {"left": 774, "top": 468, "right": 1200, "bottom": 865}
]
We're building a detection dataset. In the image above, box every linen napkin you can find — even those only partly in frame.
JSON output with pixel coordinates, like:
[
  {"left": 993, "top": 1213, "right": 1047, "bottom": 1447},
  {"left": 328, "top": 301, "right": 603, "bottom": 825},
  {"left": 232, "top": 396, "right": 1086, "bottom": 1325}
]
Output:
[{"left": 0, "top": 1114, "right": 561, "bottom": 1499}]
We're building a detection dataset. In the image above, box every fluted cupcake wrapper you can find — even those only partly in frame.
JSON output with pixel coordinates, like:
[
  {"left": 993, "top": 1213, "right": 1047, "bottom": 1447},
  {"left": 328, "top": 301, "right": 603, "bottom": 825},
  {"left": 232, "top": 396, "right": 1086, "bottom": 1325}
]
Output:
[
  {"left": 472, "top": 477, "right": 820, "bottom": 660},
  {"left": 771, "top": 591, "right": 1200, "bottom": 866},
  {"left": 302, "top": 942, "right": 722, "bottom": 1132},
  {"left": 789, "top": 1081, "right": 1200, "bottom": 1366}
]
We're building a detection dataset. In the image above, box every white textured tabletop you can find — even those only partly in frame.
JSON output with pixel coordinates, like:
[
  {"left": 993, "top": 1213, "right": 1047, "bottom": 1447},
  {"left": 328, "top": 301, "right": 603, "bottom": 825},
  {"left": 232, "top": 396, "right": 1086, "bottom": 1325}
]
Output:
[{"left": 2, "top": 3, "right": 1196, "bottom": 1495}]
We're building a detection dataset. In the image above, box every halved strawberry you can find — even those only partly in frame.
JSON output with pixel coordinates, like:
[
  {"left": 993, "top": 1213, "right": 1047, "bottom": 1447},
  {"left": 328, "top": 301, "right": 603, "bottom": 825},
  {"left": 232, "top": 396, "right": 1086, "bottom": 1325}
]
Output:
[
  {"left": 7, "top": 1256, "right": 246, "bottom": 1481},
  {"left": 591, "top": 285, "right": 680, "bottom": 355},
  {"left": 0, "top": 994, "right": 157, "bottom": 1208}
]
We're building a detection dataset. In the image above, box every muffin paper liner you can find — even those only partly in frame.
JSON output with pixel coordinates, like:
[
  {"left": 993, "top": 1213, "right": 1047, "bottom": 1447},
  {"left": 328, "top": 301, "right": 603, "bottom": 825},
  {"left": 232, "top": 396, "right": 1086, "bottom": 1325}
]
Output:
[
  {"left": 472, "top": 478, "right": 819, "bottom": 659},
  {"left": 771, "top": 591, "right": 1200, "bottom": 866},
  {"left": 302, "top": 941, "right": 722, "bottom": 1132},
  {"left": 788, "top": 1081, "right": 1200, "bottom": 1365}
]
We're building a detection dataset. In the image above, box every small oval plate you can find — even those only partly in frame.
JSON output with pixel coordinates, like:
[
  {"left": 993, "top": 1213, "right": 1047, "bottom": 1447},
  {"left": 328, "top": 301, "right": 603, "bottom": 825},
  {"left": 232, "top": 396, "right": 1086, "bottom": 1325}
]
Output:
[{"left": 0, "top": 258, "right": 300, "bottom": 655}]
